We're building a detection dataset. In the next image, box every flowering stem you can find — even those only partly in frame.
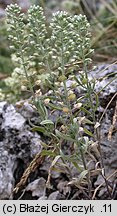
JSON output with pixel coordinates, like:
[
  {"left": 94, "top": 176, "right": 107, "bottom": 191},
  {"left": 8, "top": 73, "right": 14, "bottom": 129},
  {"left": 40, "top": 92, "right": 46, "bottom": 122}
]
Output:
[
  {"left": 21, "top": 52, "right": 35, "bottom": 100},
  {"left": 60, "top": 31, "right": 73, "bottom": 122},
  {"left": 80, "top": 147, "right": 92, "bottom": 199},
  {"left": 81, "top": 45, "right": 96, "bottom": 123}
]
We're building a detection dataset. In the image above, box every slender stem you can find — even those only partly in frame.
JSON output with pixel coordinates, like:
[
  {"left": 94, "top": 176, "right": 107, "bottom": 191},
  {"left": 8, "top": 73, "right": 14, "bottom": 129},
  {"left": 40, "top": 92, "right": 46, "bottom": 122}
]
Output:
[
  {"left": 80, "top": 148, "right": 92, "bottom": 199},
  {"left": 96, "top": 127, "right": 112, "bottom": 199},
  {"left": 60, "top": 32, "right": 68, "bottom": 104},
  {"left": 81, "top": 44, "right": 96, "bottom": 123},
  {"left": 60, "top": 31, "right": 73, "bottom": 123},
  {"left": 79, "top": 43, "right": 93, "bottom": 198},
  {"left": 15, "top": 20, "right": 35, "bottom": 101},
  {"left": 81, "top": 48, "right": 111, "bottom": 198},
  {"left": 20, "top": 51, "right": 35, "bottom": 101}
]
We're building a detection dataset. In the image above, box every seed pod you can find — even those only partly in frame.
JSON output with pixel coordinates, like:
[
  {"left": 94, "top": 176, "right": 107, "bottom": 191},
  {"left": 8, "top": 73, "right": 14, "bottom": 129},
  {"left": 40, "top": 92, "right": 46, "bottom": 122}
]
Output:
[
  {"left": 68, "top": 93, "right": 76, "bottom": 101},
  {"left": 62, "top": 107, "right": 70, "bottom": 113},
  {"left": 58, "top": 75, "right": 67, "bottom": 82}
]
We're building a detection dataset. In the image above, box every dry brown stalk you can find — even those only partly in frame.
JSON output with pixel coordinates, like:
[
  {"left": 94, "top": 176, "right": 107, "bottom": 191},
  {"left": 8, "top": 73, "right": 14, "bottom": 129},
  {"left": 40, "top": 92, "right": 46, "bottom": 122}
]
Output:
[
  {"left": 108, "top": 101, "right": 117, "bottom": 140},
  {"left": 13, "top": 153, "right": 45, "bottom": 193},
  {"left": 92, "top": 169, "right": 117, "bottom": 199}
]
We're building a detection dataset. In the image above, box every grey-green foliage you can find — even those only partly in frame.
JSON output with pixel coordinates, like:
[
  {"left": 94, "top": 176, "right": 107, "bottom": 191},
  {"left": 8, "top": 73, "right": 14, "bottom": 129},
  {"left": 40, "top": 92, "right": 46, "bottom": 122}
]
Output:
[
  {"left": 72, "top": 15, "right": 92, "bottom": 61},
  {"left": 6, "top": 4, "right": 26, "bottom": 55},
  {"left": 50, "top": 12, "right": 92, "bottom": 66},
  {"left": 5, "top": 4, "right": 97, "bottom": 192},
  {"left": 50, "top": 11, "right": 75, "bottom": 65},
  {"left": 6, "top": 4, "right": 92, "bottom": 77},
  {"left": 27, "top": 5, "right": 48, "bottom": 65}
]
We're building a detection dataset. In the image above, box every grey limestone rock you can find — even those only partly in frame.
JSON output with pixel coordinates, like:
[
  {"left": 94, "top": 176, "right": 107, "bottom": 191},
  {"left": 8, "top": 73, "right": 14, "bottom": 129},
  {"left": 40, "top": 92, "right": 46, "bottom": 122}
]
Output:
[
  {"left": 0, "top": 102, "right": 42, "bottom": 199},
  {"left": 26, "top": 177, "right": 46, "bottom": 198},
  {"left": 48, "top": 191, "right": 65, "bottom": 200},
  {"left": 89, "top": 63, "right": 117, "bottom": 97}
]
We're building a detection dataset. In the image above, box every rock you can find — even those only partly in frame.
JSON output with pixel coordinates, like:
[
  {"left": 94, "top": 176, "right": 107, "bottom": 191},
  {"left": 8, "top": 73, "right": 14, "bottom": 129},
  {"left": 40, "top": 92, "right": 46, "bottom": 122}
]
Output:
[
  {"left": 48, "top": 191, "right": 65, "bottom": 200},
  {"left": 26, "top": 178, "right": 46, "bottom": 198},
  {"left": 57, "top": 181, "right": 71, "bottom": 196},
  {"left": 2, "top": 104, "right": 25, "bottom": 130},
  {"left": 0, "top": 8, "right": 6, "bottom": 18},
  {"left": 89, "top": 64, "right": 117, "bottom": 189},
  {"left": 100, "top": 118, "right": 117, "bottom": 175},
  {"left": 38, "top": 195, "right": 47, "bottom": 200},
  {"left": 0, "top": 102, "right": 42, "bottom": 199},
  {"left": 15, "top": 101, "right": 35, "bottom": 118},
  {"left": 89, "top": 63, "right": 117, "bottom": 98},
  {"left": 0, "top": 142, "right": 14, "bottom": 199},
  {"left": 0, "top": 101, "right": 7, "bottom": 113}
]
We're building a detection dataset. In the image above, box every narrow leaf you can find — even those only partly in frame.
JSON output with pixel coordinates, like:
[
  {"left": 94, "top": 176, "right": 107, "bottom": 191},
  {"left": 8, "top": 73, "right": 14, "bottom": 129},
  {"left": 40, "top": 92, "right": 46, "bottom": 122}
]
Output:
[
  {"left": 47, "top": 103, "right": 63, "bottom": 111},
  {"left": 51, "top": 155, "right": 61, "bottom": 167},
  {"left": 31, "top": 126, "right": 46, "bottom": 133},
  {"left": 83, "top": 118, "right": 94, "bottom": 125},
  {"left": 40, "top": 119, "right": 54, "bottom": 125},
  {"left": 41, "top": 150, "right": 56, "bottom": 157},
  {"left": 55, "top": 130, "right": 75, "bottom": 142},
  {"left": 84, "top": 128, "right": 94, "bottom": 137},
  {"left": 80, "top": 107, "right": 91, "bottom": 115},
  {"left": 78, "top": 170, "right": 88, "bottom": 184},
  {"left": 68, "top": 170, "right": 88, "bottom": 187},
  {"left": 74, "top": 76, "right": 83, "bottom": 87}
]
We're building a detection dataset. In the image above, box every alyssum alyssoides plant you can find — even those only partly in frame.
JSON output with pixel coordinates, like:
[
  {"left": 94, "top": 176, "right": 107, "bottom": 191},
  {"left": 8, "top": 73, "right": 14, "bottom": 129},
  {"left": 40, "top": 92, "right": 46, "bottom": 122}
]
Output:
[{"left": 6, "top": 4, "right": 100, "bottom": 198}]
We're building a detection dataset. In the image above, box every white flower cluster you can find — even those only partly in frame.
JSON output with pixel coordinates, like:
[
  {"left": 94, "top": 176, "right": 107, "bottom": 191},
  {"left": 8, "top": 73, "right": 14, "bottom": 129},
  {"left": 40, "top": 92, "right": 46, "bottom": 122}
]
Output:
[
  {"left": 50, "top": 11, "right": 92, "bottom": 68},
  {"left": 6, "top": 4, "right": 92, "bottom": 99},
  {"left": 71, "top": 15, "right": 93, "bottom": 61},
  {"left": 6, "top": 4, "right": 50, "bottom": 74},
  {"left": 50, "top": 11, "right": 74, "bottom": 65},
  {"left": 6, "top": 4, "right": 25, "bottom": 54},
  {"left": 27, "top": 5, "right": 48, "bottom": 62}
]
